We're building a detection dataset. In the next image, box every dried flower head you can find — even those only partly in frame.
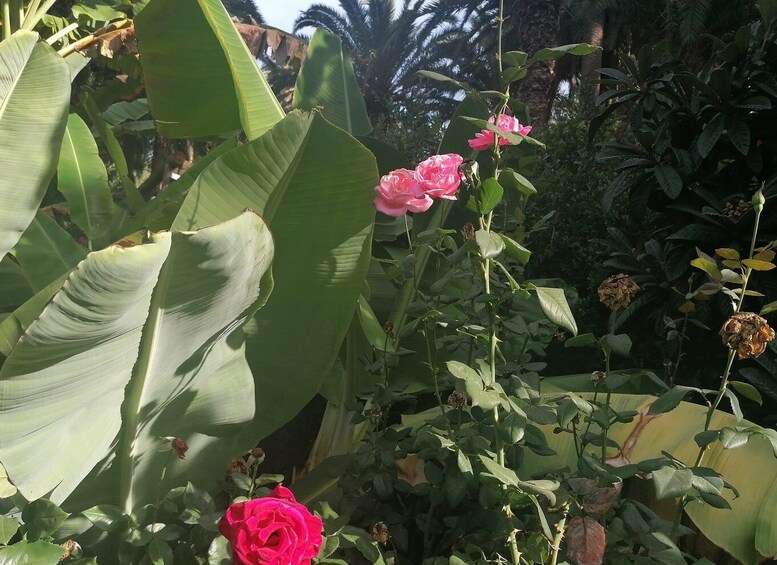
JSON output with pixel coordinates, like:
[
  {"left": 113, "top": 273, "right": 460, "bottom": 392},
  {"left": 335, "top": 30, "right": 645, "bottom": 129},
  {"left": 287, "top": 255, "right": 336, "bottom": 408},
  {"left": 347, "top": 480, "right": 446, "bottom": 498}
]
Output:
[
  {"left": 383, "top": 321, "right": 396, "bottom": 340},
  {"left": 723, "top": 199, "right": 751, "bottom": 220},
  {"left": 598, "top": 274, "right": 640, "bottom": 311},
  {"left": 251, "top": 447, "right": 265, "bottom": 461},
  {"left": 372, "top": 522, "right": 391, "bottom": 544},
  {"left": 553, "top": 330, "right": 567, "bottom": 342},
  {"left": 227, "top": 457, "right": 248, "bottom": 475},
  {"left": 171, "top": 438, "right": 188, "bottom": 459},
  {"left": 462, "top": 222, "right": 476, "bottom": 241},
  {"left": 447, "top": 389, "right": 468, "bottom": 408},
  {"left": 60, "top": 540, "right": 82, "bottom": 561},
  {"left": 369, "top": 405, "right": 383, "bottom": 423},
  {"left": 591, "top": 371, "right": 606, "bottom": 384},
  {"left": 720, "top": 312, "right": 775, "bottom": 359}
]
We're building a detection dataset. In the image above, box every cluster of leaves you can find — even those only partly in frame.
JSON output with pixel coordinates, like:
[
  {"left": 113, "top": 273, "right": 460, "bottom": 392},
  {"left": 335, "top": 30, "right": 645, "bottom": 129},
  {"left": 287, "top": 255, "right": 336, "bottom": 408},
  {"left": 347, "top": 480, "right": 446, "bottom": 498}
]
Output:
[{"left": 588, "top": 5, "right": 777, "bottom": 393}]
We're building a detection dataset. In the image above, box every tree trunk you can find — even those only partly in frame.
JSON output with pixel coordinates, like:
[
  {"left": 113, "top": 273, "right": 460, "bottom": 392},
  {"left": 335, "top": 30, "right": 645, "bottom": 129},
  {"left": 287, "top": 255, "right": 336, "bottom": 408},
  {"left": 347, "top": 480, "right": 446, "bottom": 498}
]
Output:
[
  {"left": 508, "top": 0, "right": 562, "bottom": 129},
  {"left": 580, "top": 7, "right": 605, "bottom": 119}
]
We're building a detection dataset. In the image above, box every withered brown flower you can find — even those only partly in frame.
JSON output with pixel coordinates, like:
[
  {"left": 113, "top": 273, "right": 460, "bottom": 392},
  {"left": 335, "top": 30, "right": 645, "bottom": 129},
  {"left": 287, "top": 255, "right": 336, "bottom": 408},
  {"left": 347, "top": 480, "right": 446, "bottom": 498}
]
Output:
[
  {"left": 60, "top": 540, "right": 82, "bottom": 561},
  {"left": 447, "top": 389, "right": 468, "bottom": 408},
  {"left": 720, "top": 312, "right": 775, "bottom": 359},
  {"left": 227, "top": 457, "right": 248, "bottom": 475},
  {"left": 171, "top": 438, "right": 188, "bottom": 459},
  {"left": 598, "top": 274, "right": 640, "bottom": 311},
  {"left": 372, "top": 522, "right": 391, "bottom": 544}
]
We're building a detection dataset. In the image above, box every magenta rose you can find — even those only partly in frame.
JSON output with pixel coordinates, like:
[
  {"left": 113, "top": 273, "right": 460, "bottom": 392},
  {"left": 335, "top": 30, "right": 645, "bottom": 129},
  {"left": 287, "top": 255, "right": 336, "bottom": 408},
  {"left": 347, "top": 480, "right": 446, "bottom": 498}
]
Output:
[
  {"left": 414, "top": 153, "right": 464, "bottom": 200},
  {"left": 468, "top": 114, "right": 532, "bottom": 151},
  {"left": 374, "top": 168, "right": 433, "bottom": 216},
  {"left": 219, "top": 485, "right": 323, "bottom": 565}
]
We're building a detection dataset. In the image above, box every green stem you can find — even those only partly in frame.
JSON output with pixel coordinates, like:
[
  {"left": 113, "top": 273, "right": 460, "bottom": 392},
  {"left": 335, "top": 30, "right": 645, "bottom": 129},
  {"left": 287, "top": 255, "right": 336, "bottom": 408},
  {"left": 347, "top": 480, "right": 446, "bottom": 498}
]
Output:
[
  {"left": 2, "top": 0, "right": 11, "bottom": 40},
  {"left": 601, "top": 352, "right": 612, "bottom": 465},
  {"left": 388, "top": 201, "right": 452, "bottom": 345},
  {"left": 549, "top": 503, "right": 570, "bottom": 565},
  {"left": 671, "top": 203, "right": 763, "bottom": 538}
]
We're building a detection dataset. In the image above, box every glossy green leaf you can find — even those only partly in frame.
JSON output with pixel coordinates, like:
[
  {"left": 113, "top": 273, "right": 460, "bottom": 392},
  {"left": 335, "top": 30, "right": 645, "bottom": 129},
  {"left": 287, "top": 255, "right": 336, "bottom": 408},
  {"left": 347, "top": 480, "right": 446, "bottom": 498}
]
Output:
[
  {"left": 654, "top": 163, "right": 683, "bottom": 199},
  {"left": 12, "top": 211, "right": 87, "bottom": 291},
  {"left": 730, "top": 381, "right": 763, "bottom": 406},
  {"left": 0, "top": 212, "right": 274, "bottom": 511},
  {"left": 0, "top": 540, "right": 64, "bottom": 564},
  {"left": 499, "top": 168, "right": 537, "bottom": 196},
  {"left": 726, "top": 116, "right": 751, "bottom": 155},
  {"left": 535, "top": 287, "right": 577, "bottom": 335},
  {"left": 0, "top": 31, "right": 70, "bottom": 259},
  {"left": 0, "top": 516, "right": 19, "bottom": 545},
  {"left": 528, "top": 43, "right": 598, "bottom": 64},
  {"left": 57, "top": 114, "right": 115, "bottom": 240},
  {"left": 499, "top": 234, "right": 531, "bottom": 265},
  {"left": 172, "top": 111, "right": 377, "bottom": 442},
  {"left": 652, "top": 466, "right": 693, "bottom": 499},
  {"left": 135, "top": 0, "right": 284, "bottom": 139},
  {"left": 22, "top": 499, "right": 69, "bottom": 541},
  {"left": 293, "top": 29, "right": 371, "bottom": 136},
  {"left": 479, "top": 178, "right": 504, "bottom": 214},
  {"left": 697, "top": 114, "right": 724, "bottom": 158},
  {"left": 475, "top": 229, "right": 505, "bottom": 259}
]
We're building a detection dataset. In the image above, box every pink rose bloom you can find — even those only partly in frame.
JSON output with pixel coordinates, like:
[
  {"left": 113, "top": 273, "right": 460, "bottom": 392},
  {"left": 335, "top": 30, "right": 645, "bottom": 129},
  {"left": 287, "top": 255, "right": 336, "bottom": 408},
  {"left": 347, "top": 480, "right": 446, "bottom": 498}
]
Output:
[
  {"left": 468, "top": 114, "right": 532, "bottom": 151},
  {"left": 374, "top": 168, "right": 433, "bottom": 216},
  {"left": 219, "top": 485, "right": 323, "bottom": 565},
  {"left": 414, "top": 153, "right": 464, "bottom": 200}
]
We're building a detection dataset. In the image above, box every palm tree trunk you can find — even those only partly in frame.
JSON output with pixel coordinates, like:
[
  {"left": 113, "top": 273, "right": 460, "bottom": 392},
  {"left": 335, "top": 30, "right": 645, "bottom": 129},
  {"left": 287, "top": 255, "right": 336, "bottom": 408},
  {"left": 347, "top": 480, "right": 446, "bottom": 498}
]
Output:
[
  {"left": 507, "top": 0, "right": 562, "bottom": 128},
  {"left": 580, "top": 7, "right": 605, "bottom": 119}
]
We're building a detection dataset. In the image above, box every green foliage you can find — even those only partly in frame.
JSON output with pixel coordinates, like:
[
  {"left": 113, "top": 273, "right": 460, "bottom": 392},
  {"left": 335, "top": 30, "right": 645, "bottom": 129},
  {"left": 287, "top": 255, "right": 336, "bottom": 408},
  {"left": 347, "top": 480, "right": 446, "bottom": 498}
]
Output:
[
  {"left": 135, "top": 0, "right": 284, "bottom": 139},
  {"left": 0, "top": 31, "right": 70, "bottom": 259}
]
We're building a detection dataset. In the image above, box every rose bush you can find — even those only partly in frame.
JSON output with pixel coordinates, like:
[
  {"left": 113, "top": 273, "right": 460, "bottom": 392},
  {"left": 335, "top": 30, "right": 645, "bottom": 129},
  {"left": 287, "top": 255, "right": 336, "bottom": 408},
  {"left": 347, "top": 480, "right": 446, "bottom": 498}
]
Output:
[{"left": 219, "top": 485, "right": 323, "bottom": 565}]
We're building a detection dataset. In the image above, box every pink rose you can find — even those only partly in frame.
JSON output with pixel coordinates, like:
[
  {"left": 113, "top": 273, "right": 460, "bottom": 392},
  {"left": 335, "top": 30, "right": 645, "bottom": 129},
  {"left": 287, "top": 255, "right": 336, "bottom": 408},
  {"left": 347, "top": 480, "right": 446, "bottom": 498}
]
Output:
[
  {"left": 374, "top": 168, "right": 433, "bottom": 217},
  {"left": 468, "top": 114, "right": 532, "bottom": 151},
  {"left": 219, "top": 485, "right": 323, "bottom": 565},
  {"left": 414, "top": 153, "right": 464, "bottom": 200}
]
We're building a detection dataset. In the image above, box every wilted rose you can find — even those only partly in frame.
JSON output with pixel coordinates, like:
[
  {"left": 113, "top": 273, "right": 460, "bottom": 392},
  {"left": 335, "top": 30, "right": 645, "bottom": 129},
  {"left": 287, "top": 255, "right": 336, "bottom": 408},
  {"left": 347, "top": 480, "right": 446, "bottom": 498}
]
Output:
[
  {"left": 219, "top": 485, "right": 323, "bottom": 565},
  {"left": 720, "top": 312, "right": 775, "bottom": 359}
]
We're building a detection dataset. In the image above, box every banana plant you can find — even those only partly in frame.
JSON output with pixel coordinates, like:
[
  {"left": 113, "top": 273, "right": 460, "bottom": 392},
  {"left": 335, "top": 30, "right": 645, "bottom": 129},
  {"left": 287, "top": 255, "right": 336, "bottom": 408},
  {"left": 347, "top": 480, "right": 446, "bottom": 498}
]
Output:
[
  {"left": 0, "top": 212, "right": 274, "bottom": 512},
  {"left": 0, "top": 30, "right": 70, "bottom": 260}
]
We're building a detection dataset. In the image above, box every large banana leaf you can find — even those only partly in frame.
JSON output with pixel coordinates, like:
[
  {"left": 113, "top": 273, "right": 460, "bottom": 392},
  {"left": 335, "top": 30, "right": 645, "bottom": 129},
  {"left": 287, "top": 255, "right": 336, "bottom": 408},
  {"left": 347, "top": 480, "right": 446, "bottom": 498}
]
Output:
[
  {"left": 293, "top": 29, "right": 371, "bottom": 136},
  {"left": 172, "top": 111, "right": 377, "bottom": 441},
  {"left": 0, "top": 31, "right": 70, "bottom": 259},
  {"left": 12, "top": 210, "right": 87, "bottom": 292},
  {"left": 135, "top": 0, "right": 284, "bottom": 140},
  {"left": 523, "top": 394, "right": 777, "bottom": 565},
  {"left": 0, "top": 212, "right": 274, "bottom": 512},
  {"left": 57, "top": 114, "right": 115, "bottom": 241}
]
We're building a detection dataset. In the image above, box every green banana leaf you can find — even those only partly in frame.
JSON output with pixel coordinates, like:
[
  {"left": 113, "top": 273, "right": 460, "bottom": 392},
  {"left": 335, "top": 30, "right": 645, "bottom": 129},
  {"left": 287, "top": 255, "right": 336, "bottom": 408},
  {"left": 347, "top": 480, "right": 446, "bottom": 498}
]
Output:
[
  {"left": 523, "top": 393, "right": 777, "bottom": 565},
  {"left": 0, "top": 257, "right": 33, "bottom": 311},
  {"left": 0, "top": 212, "right": 274, "bottom": 512},
  {"left": 0, "top": 31, "right": 70, "bottom": 259},
  {"left": 135, "top": 0, "right": 284, "bottom": 140},
  {"left": 172, "top": 111, "right": 378, "bottom": 441},
  {"left": 293, "top": 29, "right": 372, "bottom": 136},
  {"left": 12, "top": 210, "right": 87, "bottom": 292},
  {"left": 57, "top": 114, "right": 115, "bottom": 241}
]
